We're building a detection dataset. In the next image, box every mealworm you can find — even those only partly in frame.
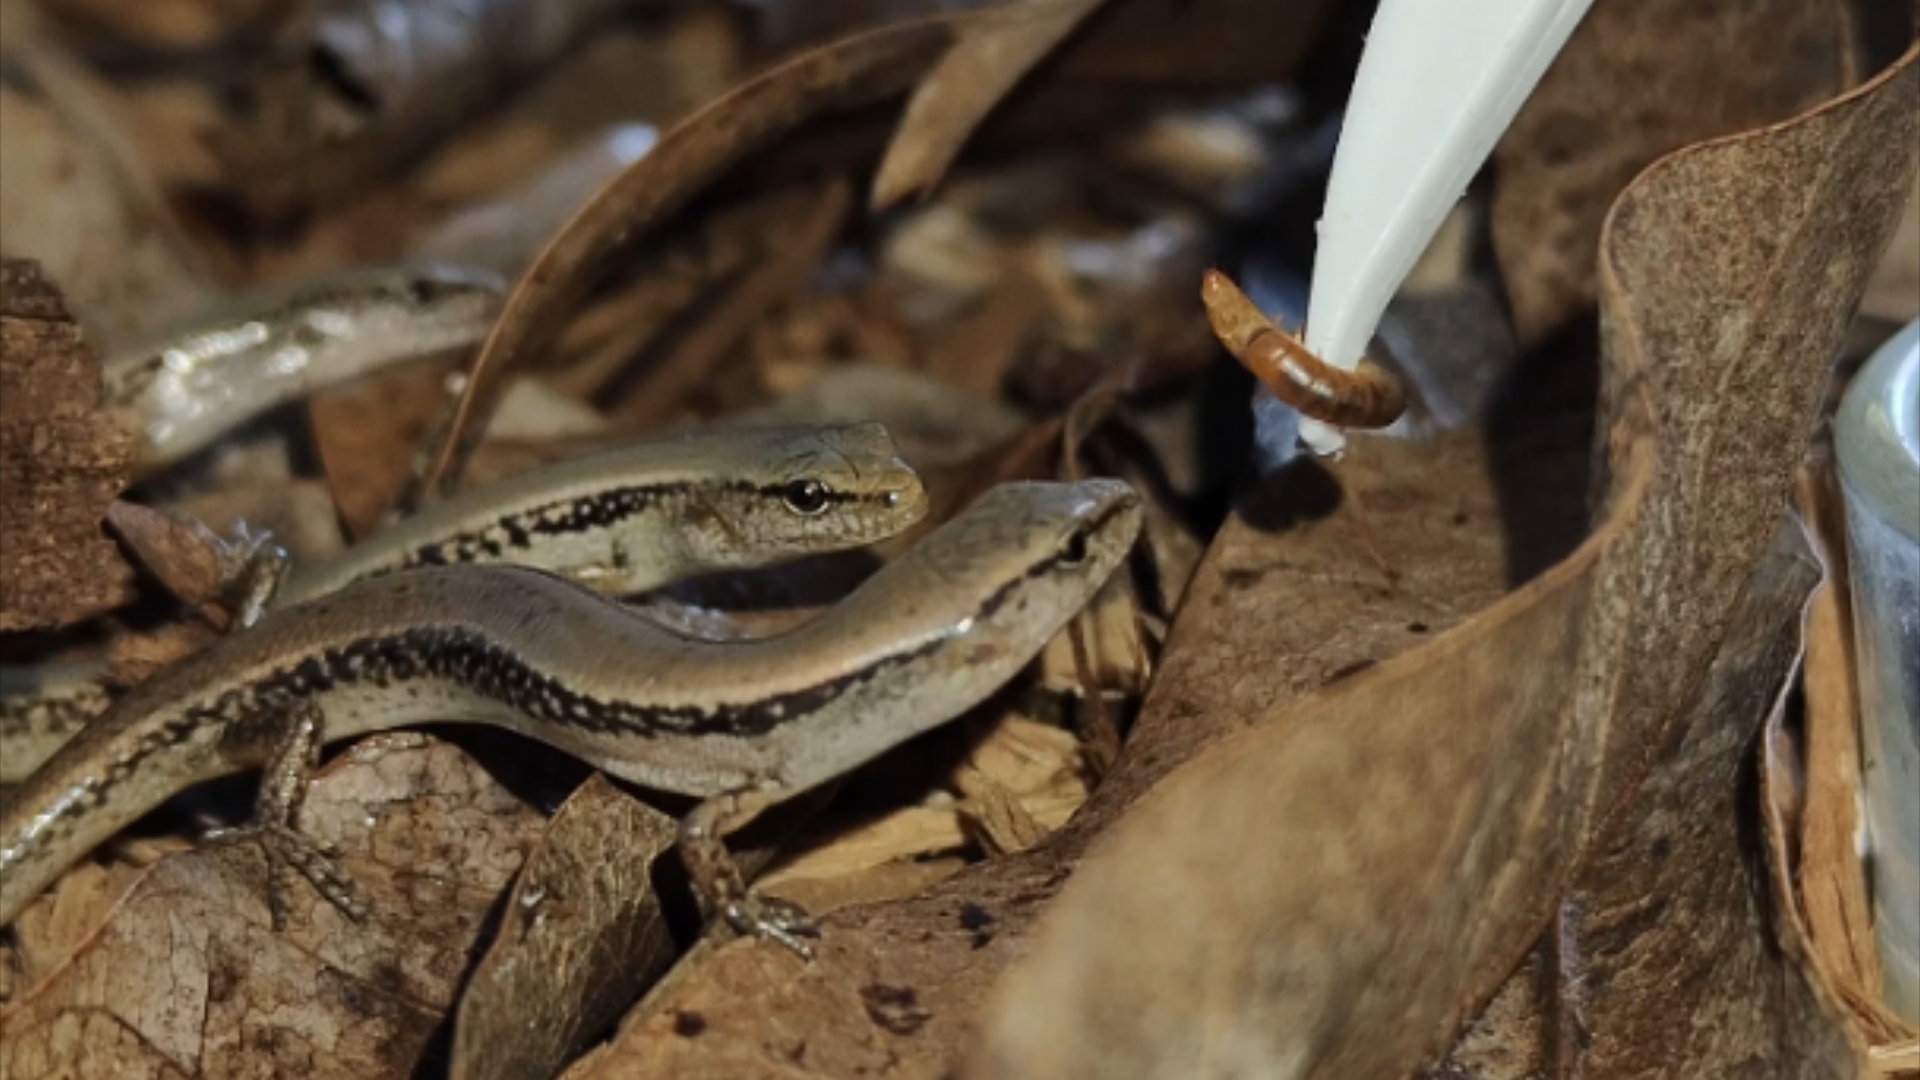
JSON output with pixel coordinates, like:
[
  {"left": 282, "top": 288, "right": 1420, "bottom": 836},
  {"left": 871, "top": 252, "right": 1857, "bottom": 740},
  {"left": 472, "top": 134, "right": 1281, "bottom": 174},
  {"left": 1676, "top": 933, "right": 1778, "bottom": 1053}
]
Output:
[{"left": 1200, "top": 269, "right": 1407, "bottom": 429}]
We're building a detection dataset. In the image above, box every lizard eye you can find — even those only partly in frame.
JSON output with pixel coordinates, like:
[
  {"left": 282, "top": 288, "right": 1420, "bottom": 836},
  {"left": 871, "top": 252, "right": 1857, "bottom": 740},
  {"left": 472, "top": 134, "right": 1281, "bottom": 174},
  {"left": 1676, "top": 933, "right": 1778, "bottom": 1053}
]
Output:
[
  {"left": 1058, "top": 528, "right": 1090, "bottom": 566},
  {"left": 782, "top": 479, "right": 831, "bottom": 516},
  {"left": 404, "top": 276, "right": 446, "bottom": 304}
]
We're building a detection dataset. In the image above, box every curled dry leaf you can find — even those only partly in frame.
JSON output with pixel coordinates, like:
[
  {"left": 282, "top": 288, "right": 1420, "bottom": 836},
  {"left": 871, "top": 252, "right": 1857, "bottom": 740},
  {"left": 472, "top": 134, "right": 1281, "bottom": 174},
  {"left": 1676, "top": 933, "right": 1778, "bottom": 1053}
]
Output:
[
  {"left": 0, "top": 736, "right": 545, "bottom": 1080},
  {"left": 417, "top": 14, "right": 972, "bottom": 502},
  {"left": 451, "top": 775, "right": 680, "bottom": 1080},
  {"left": 966, "top": 42, "right": 1920, "bottom": 1080},
  {"left": 1760, "top": 465, "right": 1920, "bottom": 1060},
  {"left": 1548, "top": 526, "right": 1839, "bottom": 1074},
  {"left": 1423, "top": 523, "right": 1850, "bottom": 1078},
  {"left": 870, "top": 0, "right": 1113, "bottom": 210},
  {"left": 0, "top": 260, "right": 135, "bottom": 631},
  {"left": 1490, "top": 0, "right": 1853, "bottom": 346}
]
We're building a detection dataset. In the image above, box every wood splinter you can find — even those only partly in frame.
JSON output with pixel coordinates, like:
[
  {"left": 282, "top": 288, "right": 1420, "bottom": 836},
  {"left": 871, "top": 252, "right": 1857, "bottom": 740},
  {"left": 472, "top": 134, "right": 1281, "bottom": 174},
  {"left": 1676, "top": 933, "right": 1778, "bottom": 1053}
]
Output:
[{"left": 1200, "top": 268, "right": 1407, "bottom": 430}]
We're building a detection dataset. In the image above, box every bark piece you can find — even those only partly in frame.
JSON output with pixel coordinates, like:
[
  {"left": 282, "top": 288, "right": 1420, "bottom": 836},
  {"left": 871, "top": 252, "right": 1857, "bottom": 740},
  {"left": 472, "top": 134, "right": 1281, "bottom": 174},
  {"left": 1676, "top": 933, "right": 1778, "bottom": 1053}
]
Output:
[{"left": 0, "top": 260, "right": 135, "bottom": 630}]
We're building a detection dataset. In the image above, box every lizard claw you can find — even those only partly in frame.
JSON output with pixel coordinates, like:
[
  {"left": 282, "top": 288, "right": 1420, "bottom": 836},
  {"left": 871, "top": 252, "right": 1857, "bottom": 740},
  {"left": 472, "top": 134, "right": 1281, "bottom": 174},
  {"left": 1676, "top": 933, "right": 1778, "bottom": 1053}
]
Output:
[
  {"left": 204, "top": 822, "right": 367, "bottom": 929},
  {"left": 724, "top": 892, "right": 819, "bottom": 959}
]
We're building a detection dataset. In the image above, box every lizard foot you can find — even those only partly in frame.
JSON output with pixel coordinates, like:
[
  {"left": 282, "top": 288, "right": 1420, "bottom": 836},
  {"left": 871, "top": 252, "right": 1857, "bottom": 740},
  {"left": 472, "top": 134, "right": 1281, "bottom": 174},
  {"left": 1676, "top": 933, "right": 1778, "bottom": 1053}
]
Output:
[
  {"left": 723, "top": 891, "right": 819, "bottom": 959},
  {"left": 204, "top": 821, "right": 368, "bottom": 930}
]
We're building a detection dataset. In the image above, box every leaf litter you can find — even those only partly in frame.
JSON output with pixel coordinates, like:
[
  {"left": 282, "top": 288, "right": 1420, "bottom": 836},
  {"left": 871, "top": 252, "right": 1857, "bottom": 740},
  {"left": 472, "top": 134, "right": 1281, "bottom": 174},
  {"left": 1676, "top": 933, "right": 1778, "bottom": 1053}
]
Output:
[{"left": 0, "top": 4, "right": 1913, "bottom": 1080}]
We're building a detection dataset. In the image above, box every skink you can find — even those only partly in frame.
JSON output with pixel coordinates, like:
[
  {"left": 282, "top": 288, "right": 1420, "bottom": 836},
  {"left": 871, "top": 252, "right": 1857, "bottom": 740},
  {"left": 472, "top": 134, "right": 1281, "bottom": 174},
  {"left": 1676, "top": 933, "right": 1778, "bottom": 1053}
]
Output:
[
  {"left": 0, "top": 423, "right": 928, "bottom": 783},
  {"left": 0, "top": 479, "right": 1143, "bottom": 952},
  {"left": 0, "top": 664, "right": 114, "bottom": 787},
  {"left": 273, "top": 421, "right": 928, "bottom": 606},
  {"left": 104, "top": 264, "right": 504, "bottom": 478}
]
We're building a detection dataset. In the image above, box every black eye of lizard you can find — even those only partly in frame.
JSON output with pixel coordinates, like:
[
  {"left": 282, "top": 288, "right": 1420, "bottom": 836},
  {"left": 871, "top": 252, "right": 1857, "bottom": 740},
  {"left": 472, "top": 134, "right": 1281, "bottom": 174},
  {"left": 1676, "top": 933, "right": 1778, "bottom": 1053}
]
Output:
[
  {"left": 405, "top": 277, "right": 444, "bottom": 304},
  {"left": 782, "top": 479, "right": 831, "bottom": 516}
]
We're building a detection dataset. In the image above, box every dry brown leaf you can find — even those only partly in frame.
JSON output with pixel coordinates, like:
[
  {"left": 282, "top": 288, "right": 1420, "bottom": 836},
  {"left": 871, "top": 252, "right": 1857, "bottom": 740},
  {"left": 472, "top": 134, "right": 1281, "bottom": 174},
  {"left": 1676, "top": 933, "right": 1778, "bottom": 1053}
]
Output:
[
  {"left": 1423, "top": 524, "right": 1850, "bottom": 1079},
  {"left": 758, "top": 717, "right": 1088, "bottom": 900},
  {"left": 975, "top": 456, "right": 1636, "bottom": 1078},
  {"left": 103, "top": 501, "right": 255, "bottom": 627},
  {"left": 547, "top": 184, "right": 821, "bottom": 404},
  {"left": 610, "top": 177, "right": 855, "bottom": 428},
  {"left": 758, "top": 793, "right": 1079, "bottom": 901},
  {"left": 964, "top": 43, "right": 1920, "bottom": 1080},
  {"left": 1036, "top": 563, "right": 1151, "bottom": 699},
  {"left": 0, "top": 736, "right": 544, "bottom": 1080},
  {"left": 870, "top": 0, "right": 1112, "bottom": 210},
  {"left": 309, "top": 359, "right": 464, "bottom": 539},
  {"left": 560, "top": 428, "right": 1514, "bottom": 1078},
  {"left": 762, "top": 0, "right": 1335, "bottom": 89},
  {"left": 0, "top": 260, "right": 135, "bottom": 631},
  {"left": 104, "top": 622, "right": 218, "bottom": 692},
  {"left": 1490, "top": 0, "right": 1854, "bottom": 346},
  {"left": 1760, "top": 464, "right": 1919, "bottom": 1056},
  {"left": 417, "top": 14, "right": 973, "bottom": 502},
  {"left": 1767, "top": 695, "right": 1920, "bottom": 1067},
  {"left": 451, "top": 775, "right": 680, "bottom": 1080},
  {"left": 6, "top": 859, "right": 150, "bottom": 989},
  {"left": 750, "top": 859, "right": 975, "bottom": 928}
]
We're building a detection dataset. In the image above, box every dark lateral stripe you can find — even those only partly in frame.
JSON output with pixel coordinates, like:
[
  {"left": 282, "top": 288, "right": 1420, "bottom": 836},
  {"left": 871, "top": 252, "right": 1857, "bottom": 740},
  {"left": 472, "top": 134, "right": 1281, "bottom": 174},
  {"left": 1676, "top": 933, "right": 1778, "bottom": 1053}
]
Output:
[
  {"left": 401, "top": 483, "right": 687, "bottom": 567},
  {"left": 398, "top": 480, "right": 896, "bottom": 568},
  {"left": 0, "top": 685, "right": 112, "bottom": 738},
  {"left": 174, "top": 625, "right": 941, "bottom": 746}
]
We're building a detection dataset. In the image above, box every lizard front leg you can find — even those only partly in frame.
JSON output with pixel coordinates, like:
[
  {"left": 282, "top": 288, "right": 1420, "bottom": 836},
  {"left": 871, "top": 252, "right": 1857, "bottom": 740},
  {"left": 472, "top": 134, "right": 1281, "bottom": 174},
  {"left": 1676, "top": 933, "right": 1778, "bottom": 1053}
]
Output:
[
  {"left": 678, "top": 784, "right": 818, "bottom": 958},
  {"left": 205, "top": 700, "right": 366, "bottom": 928}
]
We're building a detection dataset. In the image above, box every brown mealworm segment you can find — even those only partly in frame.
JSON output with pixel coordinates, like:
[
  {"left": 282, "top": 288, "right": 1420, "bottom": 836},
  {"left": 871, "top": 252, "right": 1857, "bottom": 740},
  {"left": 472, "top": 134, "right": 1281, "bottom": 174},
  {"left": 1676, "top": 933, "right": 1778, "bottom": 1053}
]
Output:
[{"left": 1200, "top": 269, "right": 1407, "bottom": 429}]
